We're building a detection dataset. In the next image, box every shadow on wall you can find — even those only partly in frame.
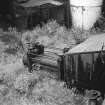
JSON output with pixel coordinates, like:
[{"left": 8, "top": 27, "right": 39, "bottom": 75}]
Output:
[
  {"left": 102, "top": 0, "right": 105, "bottom": 17},
  {"left": 65, "top": 0, "right": 72, "bottom": 28},
  {"left": 0, "top": 0, "right": 15, "bottom": 30}
]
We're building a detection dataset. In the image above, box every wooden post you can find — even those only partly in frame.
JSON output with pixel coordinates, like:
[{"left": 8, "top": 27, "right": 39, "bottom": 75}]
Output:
[
  {"left": 57, "top": 54, "right": 65, "bottom": 80},
  {"left": 64, "top": 0, "right": 71, "bottom": 28}
]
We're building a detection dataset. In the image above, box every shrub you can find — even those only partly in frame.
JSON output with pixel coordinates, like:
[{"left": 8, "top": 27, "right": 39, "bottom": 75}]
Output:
[
  {"left": 0, "top": 58, "right": 25, "bottom": 86},
  {"left": 21, "top": 20, "right": 77, "bottom": 50},
  {"left": 0, "top": 84, "right": 9, "bottom": 96},
  {"left": 69, "top": 28, "right": 91, "bottom": 44},
  {"left": 91, "top": 15, "right": 105, "bottom": 33},
  {"left": 14, "top": 71, "right": 41, "bottom": 96},
  {"left": 0, "top": 19, "right": 94, "bottom": 105},
  {"left": 31, "top": 72, "right": 87, "bottom": 105}
]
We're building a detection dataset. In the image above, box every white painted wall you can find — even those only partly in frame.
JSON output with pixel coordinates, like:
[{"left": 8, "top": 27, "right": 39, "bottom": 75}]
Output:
[
  {"left": 70, "top": 0, "right": 103, "bottom": 6},
  {"left": 70, "top": 0, "right": 103, "bottom": 30}
]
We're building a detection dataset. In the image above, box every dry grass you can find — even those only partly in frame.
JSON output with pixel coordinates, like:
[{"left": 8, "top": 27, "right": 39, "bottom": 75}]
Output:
[
  {"left": 0, "top": 21, "right": 95, "bottom": 105},
  {"left": 0, "top": 51, "right": 87, "bottom": 105},
  {"left": 0, "top": 60, "right": 88, "bottom": 105},
  {"left": 21, "top": 20, "right": 77, "bottom": 50},
  {"left": 22, "top": 19, "right": 102, "bottom": 50}
]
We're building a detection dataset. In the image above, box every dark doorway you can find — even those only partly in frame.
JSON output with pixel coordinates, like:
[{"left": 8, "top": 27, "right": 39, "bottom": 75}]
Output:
[
  {"left": 102, "top": 0, "right": 105, "bottom": 17},
  {"left": 0, "top": 0, "right": 14, "bottom": 29}
]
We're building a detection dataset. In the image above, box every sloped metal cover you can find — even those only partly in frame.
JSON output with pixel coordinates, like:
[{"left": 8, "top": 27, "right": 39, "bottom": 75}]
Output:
[
  {"left": 20, "top": 0, "right": 63, "bottom": 7},
  {"left": 67, "top": 33, "right": 105, "bottom": 54}
]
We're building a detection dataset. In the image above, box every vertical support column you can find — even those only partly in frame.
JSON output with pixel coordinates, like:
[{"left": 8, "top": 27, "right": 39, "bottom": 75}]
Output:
[
  {"left": 64, "top": 0, "right": 71, "bottom": 28},
  {"left": 57, "top": 54, "right": 64, "bottom": 81}
]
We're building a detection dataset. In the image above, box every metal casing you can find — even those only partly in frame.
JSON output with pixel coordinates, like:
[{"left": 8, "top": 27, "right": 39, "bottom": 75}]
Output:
[{"left": 63, "top": 51, "right": 105, "bottom": 93}]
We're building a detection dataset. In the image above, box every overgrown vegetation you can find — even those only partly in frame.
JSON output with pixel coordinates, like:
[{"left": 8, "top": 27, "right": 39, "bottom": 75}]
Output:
[
  {"left": 0, "top": 63, "right": 88, "bottom": 105},
  {"left": 1, "top": 19, "right": 104, "bottom": 55},
  {"left": 21, "top": 20, "right": 76, "bottom": 50},
  {"left": 0, "top": 18, "right": 105, "bottom": 63},
  {"left": 91, "top": 15, "right": 105, "bottom": 33},
  {"left": 0, "top": 19, "right": 105, "bottom": 105}
]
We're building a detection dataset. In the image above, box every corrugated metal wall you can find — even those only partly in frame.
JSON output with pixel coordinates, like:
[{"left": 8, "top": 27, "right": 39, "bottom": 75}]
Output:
[{"left": 63, "top": 52, "right": 105, "bottom": 92}]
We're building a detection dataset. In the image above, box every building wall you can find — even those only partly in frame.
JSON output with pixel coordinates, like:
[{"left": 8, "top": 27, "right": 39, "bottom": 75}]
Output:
[
  {"left": 14, "top": 0, "right": 71, "bottom": 30},
  {"left": 70, "top": 0, "right": 103, "bottom": 30}
]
